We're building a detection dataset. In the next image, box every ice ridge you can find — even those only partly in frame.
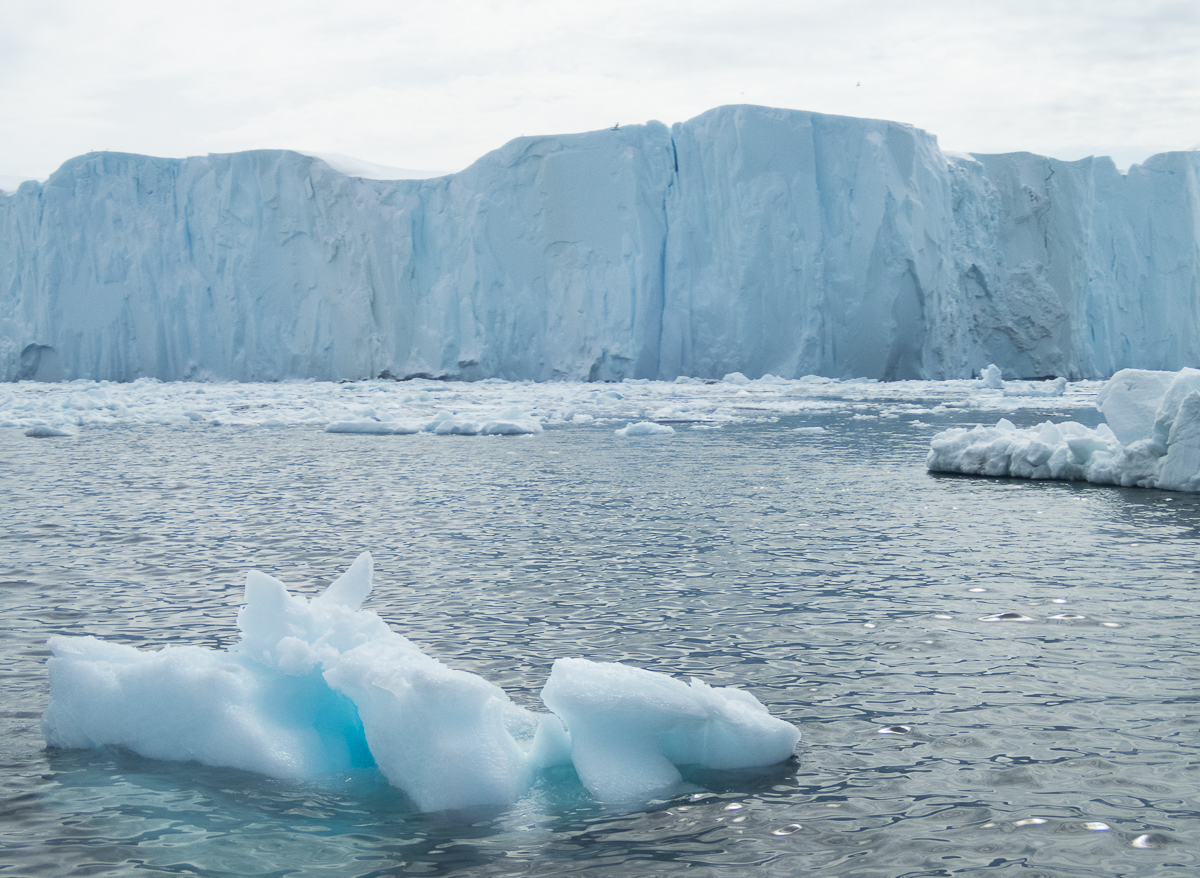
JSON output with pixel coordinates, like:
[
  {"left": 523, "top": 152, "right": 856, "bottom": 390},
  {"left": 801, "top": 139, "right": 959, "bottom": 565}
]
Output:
[{"left": 3, "top": 105, "right": 1199, "bottom": 383}]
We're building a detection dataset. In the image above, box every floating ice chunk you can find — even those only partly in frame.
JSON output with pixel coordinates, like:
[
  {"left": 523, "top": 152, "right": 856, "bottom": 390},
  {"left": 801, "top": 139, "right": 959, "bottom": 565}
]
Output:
[
  {"left": 722, "top": 372, "right": 751, "bottom": 385},
  {"left": 540, "top": 658, "right": 799, "bottom": 802},
  {"left": 929, "top": 368, "right": 1200, "bottom": 491},
  {"left": 978, "top": 364, "right": 1004, "bottom": 389},
  {"left": 325, "top": 419, "right": 419, "bottom": 435},
  {"left": 615, "top": 421, "right": 675, "bottom": 437},
  {"left": 430, "top": 413, "right": 481, "bottom": 435},
  {"left": 25, "top": 424, "right": 72, "bottom": 437},
  {"left": 479, "top": 408, "right": 543, "bottom": 435},
  {"left": 1003, "top": 377, "right": 1067, "bottom": 397},
  {"left": 43, "top": 554, "right": 799, "bottom": 811}
]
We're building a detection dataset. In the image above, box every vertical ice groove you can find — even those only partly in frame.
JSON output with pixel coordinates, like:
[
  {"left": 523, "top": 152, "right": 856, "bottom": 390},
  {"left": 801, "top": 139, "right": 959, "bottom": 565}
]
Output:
[{"left": 3, "top": 105, "right": 1199, "bottom": 383}]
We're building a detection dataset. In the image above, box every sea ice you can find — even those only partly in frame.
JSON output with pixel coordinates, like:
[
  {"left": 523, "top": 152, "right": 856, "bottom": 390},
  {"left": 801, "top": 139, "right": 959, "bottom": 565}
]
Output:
[
  {"left": 927, "top": 368, "right": 1200, "bottom": 492},
  {"left": 42, "top": 554, "right": 798, "bottom": 811},
  {"left": 0, "top": 374, "right": 1100, "bottom": 437},
  {"left": 615, "top": 421, "right": 675, "bottom": 437}
]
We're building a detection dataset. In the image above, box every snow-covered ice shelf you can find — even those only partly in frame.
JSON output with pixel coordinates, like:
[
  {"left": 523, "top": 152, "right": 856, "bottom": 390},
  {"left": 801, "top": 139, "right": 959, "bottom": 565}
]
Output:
[{"left": 42, "top": 553, "right": 800, "bottom": 811}]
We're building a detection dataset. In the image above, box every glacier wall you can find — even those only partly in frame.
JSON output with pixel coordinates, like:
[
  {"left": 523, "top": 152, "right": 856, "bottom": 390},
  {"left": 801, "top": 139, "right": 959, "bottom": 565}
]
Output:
[{"left": 2, "top": 105, "right": 1198, "bottom": 383}]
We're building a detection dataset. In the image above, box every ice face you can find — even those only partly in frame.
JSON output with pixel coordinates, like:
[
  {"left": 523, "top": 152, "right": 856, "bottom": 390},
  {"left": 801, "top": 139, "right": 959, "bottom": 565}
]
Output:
[
  {"left": 928, "top": 368, "right": 1200, "bottom": 492},
  {"left": 4, "top": 106, "right": 1199, "bottom": 384},
  {"left": 41, "top": 555, "right": 799, "bottom": 811}
]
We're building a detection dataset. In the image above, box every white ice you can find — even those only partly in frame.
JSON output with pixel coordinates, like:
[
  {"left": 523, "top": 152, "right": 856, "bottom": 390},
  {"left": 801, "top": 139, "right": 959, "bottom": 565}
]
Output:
[
  {"left": 5, "top": 106, "right": 1200, "bottom": 384},
  {"left": 541, "top": 658, "right": 800, "bottom": 802},
  {"left": 927, "top": 368, "right": 1200, "bottom": 492},
  {"left": 0, "top": 374, "right": 1101, "bottom": 438},
  {"left": 42, "top": 554, "right": 799, "bottom": 811},
  {"left": 615, "top": 421, "right": 675, "bottom": 437}
]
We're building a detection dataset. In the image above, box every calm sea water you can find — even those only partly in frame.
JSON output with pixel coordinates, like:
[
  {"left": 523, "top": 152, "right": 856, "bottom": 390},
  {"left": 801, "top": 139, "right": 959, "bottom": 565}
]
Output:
[{"left": 2, "top": 402, "right": 1198, "bottom": 877}]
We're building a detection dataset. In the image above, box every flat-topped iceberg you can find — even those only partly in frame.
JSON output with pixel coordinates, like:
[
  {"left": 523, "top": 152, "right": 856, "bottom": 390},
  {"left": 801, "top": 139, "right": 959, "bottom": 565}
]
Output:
[
  {"left": 42, "top": 554, "right": 799, "bottom": 810},
  {"left": 927, "top": 368, "right": 1200, "bottom": 492}
]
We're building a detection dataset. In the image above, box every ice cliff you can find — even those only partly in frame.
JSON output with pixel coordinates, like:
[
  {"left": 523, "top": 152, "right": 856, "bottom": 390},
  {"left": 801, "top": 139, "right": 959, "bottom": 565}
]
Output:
[{"left": 3, "top": 105, "right": 1198, "bottom": 383}]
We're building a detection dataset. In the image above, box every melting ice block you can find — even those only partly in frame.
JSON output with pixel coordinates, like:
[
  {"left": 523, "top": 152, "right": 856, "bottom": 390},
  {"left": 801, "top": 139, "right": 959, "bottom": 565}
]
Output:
[
  {"left": 541, "top": 658, "right": 800, "bottom": 802},
  {"left": 927, "top": 368, "right": 1200, "bottom": 492},
  {"left": 42, "top": 555, "right": 799, "bottom": 810}
]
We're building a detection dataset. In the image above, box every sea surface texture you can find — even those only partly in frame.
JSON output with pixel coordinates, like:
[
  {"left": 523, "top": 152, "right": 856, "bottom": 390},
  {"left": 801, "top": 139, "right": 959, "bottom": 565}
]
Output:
[
  {"left": 1, "top": 378, "right": 1198, "bottom": 876},
  {"left": 3, "top": 105, "right": 1200, "bottom": 383}
]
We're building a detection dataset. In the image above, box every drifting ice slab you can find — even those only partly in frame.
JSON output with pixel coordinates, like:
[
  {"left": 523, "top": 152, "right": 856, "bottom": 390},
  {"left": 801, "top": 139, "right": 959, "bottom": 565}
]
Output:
[
  {"left": 42, "top": 554, "right": 799, "bottom": 810},
  {"left": 927, "top": 368, "right": 1200, "bottom": 492}
]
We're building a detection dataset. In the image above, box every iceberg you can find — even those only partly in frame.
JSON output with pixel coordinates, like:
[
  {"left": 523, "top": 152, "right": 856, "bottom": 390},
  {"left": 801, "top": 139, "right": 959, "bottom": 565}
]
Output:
[
  {"left": 927, "top": 368, "right": 1200, "bottom": 492},
  {"left": 4, "top": 105, "right": 1199, "bottom": 384},
  {"left": 42, "top": 554, "right": 799, "bottom": 810}
]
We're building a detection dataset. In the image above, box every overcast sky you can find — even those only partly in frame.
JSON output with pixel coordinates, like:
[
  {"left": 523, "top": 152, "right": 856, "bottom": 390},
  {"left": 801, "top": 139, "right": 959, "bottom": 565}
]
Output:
[{"left": 2, "top": 0, "right": 1198, "bottom": 180}]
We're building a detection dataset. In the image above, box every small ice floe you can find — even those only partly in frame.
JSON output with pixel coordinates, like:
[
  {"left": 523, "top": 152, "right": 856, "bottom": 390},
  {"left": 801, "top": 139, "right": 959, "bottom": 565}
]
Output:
[
  {"left": 878, "top": 725, "right": 911, "bottom": 734},
  {"left": 25, "top": 424, "right": 72, "bottom": 438},
  {"left": 325, "top": 419, "right": 418, "bottom": 435},
  {"left": 1003, "top": 377, "right": 1067, "bottom": 397},
  {"left": 615, "top": 421, "right": 675, "bottom": 437},
  {"left": 980, "top": 613, "right": 1035, "bottom": 622},
  {"left": 428, "top": 408, "right": 543, "bottom": 436},
  {"left": 42, "top": 554, "right": 798, "bottom": 811}
]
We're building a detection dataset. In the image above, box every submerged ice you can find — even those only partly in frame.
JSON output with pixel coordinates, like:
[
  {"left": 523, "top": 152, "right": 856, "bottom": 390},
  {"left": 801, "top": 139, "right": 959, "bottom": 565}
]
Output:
[
  {"left": 42, "top": 554, "right": 799, "bottom": 810},
  {"left": 927, "top": 368, "right": 1200, "bottom": 492}
]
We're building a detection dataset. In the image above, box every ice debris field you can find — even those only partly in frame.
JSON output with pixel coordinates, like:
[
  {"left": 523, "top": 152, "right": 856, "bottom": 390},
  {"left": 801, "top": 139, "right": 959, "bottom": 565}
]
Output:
[
  {"left": 1, "top": 369, "right": 1092, "bottom": 439},
  {"left": 41, "top": 553, "right": 800, "bottom": 811}
]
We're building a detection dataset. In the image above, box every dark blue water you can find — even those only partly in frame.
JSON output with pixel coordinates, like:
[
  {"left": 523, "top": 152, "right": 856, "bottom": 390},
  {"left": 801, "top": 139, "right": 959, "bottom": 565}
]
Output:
[{"left": 2, "top": 405, "right": 1199, "bottom": 876}]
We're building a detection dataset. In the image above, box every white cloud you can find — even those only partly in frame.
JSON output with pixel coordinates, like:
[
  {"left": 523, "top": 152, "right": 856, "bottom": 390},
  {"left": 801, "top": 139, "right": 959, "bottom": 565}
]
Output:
[{"left": 1, "top": 0, "right": 1197, "bottom": 178}]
